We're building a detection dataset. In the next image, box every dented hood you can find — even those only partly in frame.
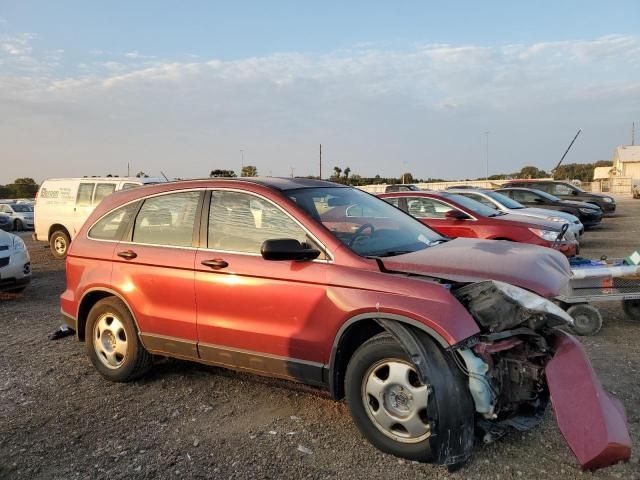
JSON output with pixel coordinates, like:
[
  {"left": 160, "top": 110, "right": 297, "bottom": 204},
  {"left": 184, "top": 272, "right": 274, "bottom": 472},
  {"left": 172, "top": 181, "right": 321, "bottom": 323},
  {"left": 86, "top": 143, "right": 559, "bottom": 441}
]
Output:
[{"left": 381, "top": 238, "right": 571, "bottom": 298}]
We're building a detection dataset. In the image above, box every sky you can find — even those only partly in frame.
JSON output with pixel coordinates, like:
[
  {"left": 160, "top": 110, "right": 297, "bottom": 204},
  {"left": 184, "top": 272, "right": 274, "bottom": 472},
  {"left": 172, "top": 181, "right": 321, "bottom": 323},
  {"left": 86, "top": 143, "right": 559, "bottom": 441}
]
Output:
[{"left": 1, "top": 1, "right": 639, "bottom": 183}]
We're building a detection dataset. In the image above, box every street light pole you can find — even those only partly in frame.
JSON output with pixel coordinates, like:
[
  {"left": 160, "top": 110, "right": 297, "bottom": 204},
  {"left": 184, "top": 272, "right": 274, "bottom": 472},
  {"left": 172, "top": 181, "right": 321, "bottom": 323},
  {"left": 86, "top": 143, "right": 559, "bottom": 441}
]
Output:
[
  {"left": 484, "top": 131, "right": 490, "bottom": 181},
  {"left": 240, "top": 149, "right": 245, "bottom": 170}
]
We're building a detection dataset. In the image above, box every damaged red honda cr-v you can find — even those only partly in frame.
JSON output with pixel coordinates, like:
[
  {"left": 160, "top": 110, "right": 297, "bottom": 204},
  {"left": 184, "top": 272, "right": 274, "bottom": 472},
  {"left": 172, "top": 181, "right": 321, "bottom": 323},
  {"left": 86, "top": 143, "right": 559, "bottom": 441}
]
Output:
[{"left": 60, "top": 178, "right": 631, "bottom": 470}]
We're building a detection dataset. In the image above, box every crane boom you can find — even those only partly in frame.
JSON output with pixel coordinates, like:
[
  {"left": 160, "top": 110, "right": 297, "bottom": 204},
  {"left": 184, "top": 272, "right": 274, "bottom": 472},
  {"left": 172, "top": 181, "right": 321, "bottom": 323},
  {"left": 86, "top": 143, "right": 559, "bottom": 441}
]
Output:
[{"left": 552, "top": 129, "right": 582, "bottom": 174}]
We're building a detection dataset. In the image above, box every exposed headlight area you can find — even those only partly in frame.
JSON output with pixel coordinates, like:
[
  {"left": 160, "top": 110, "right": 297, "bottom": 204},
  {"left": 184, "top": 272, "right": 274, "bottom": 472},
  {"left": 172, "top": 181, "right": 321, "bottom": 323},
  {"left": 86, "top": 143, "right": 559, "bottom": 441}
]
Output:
[
  {"left": 454, "top": 280, "right": 574, "bottom": 332},
  {"left": 546, "top": 216, "right": 566, "bottom": 223},
  {"left": 528, "top": 228, "right": 562, "bottom": 242},
  {"left": 13, "top": 236, "right": 27, "bottom": 252}
]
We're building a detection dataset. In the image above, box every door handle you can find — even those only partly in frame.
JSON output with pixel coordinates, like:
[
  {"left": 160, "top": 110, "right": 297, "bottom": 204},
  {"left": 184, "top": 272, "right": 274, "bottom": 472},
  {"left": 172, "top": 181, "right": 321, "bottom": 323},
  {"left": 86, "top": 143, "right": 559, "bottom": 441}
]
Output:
[
  {"left": 117, "top": 250, "right": 138, "bottom": 260},
  {"left": 201, "top": 258, "right": 229, "bottom": 269}
]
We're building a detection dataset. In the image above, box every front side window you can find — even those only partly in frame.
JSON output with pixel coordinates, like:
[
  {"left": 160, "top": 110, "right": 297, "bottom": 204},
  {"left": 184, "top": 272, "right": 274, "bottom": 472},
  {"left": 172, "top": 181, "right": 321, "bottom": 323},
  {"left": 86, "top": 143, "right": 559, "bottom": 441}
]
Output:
[
  {"left": 89, "top": 202, "right": 140, "bottom": 241},
  {"left": 76, "top": 183, "right": 95, "bottom": 207},
  {"left": 132, "top": 191, "right": 200, "bottom": 247},
  {"left": 94, "top": 183, "right": 117, "bottom": 204},
  {"left": 457, "top": 193, "right": 498, "bottom": 209},
  {"left": 286, "top": 187, "right": 442, "bottom": 257},
  {"left": 208, "top": 191, "right": 316, "bottom": 255}
]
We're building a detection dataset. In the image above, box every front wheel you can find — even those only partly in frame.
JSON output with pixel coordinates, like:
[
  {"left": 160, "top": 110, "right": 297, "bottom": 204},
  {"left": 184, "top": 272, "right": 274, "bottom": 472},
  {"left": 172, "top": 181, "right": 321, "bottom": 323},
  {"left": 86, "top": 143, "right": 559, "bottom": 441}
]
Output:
[
  {"left": 13, "top": 219, "right": 23, "bottom": 232},
  {"left": 86, "top": 297, "right": 152, "bottom": 382},
  {"left": 345, "top": 332, "right": 473, "bottom": 463}
]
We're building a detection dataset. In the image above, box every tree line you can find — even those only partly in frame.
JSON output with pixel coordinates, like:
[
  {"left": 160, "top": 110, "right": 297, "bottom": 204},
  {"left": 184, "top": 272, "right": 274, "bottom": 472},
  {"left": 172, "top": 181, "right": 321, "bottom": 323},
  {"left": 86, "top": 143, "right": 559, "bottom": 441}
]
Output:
[{"left": 0, "top": 178, "right": 39, "bottom": 199}]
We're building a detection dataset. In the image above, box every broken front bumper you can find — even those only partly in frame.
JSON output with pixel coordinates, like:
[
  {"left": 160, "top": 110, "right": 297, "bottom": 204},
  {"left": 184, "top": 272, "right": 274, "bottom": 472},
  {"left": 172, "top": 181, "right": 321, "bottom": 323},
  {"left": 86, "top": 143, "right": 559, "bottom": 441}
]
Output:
[{"left": 545, "top": 330, "right": 631, "bottom": 470}]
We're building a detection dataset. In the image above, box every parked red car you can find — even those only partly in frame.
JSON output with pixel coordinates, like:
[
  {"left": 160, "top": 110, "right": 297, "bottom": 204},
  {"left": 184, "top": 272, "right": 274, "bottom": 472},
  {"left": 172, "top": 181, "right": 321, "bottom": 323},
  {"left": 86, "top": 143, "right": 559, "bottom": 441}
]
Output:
[
  {"left": 61, "top": 178, "right": 629, "bottom": 470},
  {"left": 379, "top": 191, "right": 578, "bottom": 257}
]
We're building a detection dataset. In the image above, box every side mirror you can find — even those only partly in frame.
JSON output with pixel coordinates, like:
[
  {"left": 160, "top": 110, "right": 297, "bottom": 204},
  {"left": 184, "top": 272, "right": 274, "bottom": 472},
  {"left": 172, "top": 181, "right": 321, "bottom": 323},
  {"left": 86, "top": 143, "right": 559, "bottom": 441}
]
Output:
[
  {"left": 261, "top": 239, "right": 321, "bottom": 261},
  {"left": 445, "top": 210, "right": 470, "bottom": 220}
]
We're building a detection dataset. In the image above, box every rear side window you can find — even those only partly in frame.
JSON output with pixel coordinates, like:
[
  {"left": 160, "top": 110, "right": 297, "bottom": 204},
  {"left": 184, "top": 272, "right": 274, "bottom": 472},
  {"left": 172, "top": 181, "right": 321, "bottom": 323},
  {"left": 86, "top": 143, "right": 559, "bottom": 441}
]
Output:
[
  {"left": 510, "top": 190, "right": 539, "bottom": 203},
  {"left": 89, "top": 202, "right": 140, "bottom": 241},
  {"left": 94, "top": 183, "right": 117, "bottom": 204},
  {"left": 405, "top": 197, "right": 454, "bottom": 219},
  {"left": 76, "top": 183, "right": 95, "bottom": 207},
  {"left": 132, "top": 191, "right": 200, "bottom": 247},
  {"left": 550, "top": 183, "right": 574, "bottom": 196},
  {"left": 208, "top": 191, "right": 310, "bottom": 254}
]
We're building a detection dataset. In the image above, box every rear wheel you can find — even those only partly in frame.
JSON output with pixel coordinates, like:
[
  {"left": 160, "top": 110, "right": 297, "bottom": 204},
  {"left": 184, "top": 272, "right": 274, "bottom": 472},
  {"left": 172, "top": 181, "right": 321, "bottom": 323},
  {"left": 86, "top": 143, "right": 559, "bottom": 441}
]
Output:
[
  {"left": 49, "top": 230, "right": 70, "bottom": 259},
  {"left": 567, "top": 304, "right": 603, "bottom": 336},
  {"left": 86, "top": 297, "right": 152, "bottom": 382},
  {"left": 13, "top": 219, "right": 23, "bottom": 232},
  {"left": 345, "top": 332, "right": 473, "bottom": 462},
  {"left": 622, "top": 299, "right": 640, "bottom": 321}
]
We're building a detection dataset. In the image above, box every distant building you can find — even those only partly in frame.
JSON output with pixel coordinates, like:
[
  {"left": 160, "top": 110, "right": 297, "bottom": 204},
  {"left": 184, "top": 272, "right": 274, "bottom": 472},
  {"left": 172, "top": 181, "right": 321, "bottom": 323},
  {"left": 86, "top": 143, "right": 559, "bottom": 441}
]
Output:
[
  {"left": 593, "top": 165, "right": 615, "bottom": 181},
  {"left": 612, "top": 145, "right": 640, "bottom": 183}
]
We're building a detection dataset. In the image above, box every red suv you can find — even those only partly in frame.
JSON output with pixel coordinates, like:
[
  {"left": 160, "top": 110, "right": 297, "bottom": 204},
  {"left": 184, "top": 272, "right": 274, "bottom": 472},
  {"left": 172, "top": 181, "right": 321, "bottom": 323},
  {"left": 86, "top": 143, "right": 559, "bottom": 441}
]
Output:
[
  {"left": 379, "top": 191, "right": 578, "bottom": 257},
  {"left": 61, "top": 178, "right": 629, "bottom": 470}
]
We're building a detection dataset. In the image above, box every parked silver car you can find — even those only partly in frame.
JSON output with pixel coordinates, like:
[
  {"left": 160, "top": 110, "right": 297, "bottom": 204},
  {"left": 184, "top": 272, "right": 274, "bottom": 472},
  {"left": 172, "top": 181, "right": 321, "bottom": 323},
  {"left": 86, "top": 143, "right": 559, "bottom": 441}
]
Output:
[
  {"left": 449, "top": 188, "right": 584, "bottom": 237},
  {"left": 0, "top": 202, "right": 34, "bottom": 231},
  {"left": 0, "top": 230, "right": 31, "bottom": 292}
]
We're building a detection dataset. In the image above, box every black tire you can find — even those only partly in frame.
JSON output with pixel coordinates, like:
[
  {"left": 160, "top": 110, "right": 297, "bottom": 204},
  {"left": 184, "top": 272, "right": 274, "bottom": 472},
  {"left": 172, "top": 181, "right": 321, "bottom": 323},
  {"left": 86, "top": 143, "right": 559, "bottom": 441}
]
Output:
[
  {"left": 345, "top": 332, "right": 473, "bottom": 463},
  {"left": 567, "top": 304, "right": 603, "bottom": 336},
  {"left": 85, "top": 297, "right": 152, "bottom": 382},
  {"left": 13, "top": 219, "right": 23, "bottom": 232},
  {"left": 622, "top": 299, "right": 640, "bottom": 321},
  {"left": 49, "top": 230, "right": 70, "bottom": 259}
]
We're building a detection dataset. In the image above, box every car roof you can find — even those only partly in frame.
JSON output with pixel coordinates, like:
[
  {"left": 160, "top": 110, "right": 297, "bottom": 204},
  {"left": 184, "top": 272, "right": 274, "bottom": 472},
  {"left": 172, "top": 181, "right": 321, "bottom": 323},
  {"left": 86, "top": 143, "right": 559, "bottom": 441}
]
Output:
[{"left": 180, "top": 177, "right": 346, "bottom": 191}]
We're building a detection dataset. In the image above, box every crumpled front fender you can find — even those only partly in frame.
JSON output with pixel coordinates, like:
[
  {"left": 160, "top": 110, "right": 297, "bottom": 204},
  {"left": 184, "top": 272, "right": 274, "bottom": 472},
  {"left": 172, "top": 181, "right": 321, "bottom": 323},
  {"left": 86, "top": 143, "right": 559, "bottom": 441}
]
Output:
[{"left": 545, "top": 330, "right": 631, "bottom": 470}]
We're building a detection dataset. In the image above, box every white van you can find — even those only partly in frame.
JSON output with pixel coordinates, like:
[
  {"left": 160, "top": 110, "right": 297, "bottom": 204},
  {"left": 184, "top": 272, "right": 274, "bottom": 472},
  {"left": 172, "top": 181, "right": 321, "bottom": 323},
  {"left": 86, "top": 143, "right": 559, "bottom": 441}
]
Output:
[{"left": 34, "top": 177, "right": 163, "bottom": 258}]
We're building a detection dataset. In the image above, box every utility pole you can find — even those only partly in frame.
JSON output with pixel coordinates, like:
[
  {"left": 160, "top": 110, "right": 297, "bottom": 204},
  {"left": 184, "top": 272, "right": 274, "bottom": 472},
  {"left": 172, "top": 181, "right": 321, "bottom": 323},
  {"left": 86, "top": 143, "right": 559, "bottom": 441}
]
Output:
[
  {"left": 484, "top": 131, "right": 490, "bottom": 181},
  {"left": 127, "top": 162, "right": 130, "bottom": 177},
  {"left": 290, "top": 166, "right": 295, "bottom": 178},
  {"left": 633, "top": 122, "right": 636, "bottom": 146},
  {"left": 319, "top": 144, "right": 322, "bottom": 179},
  {"left": 240, "top": 149, "right": 245, "bottom": 169}
]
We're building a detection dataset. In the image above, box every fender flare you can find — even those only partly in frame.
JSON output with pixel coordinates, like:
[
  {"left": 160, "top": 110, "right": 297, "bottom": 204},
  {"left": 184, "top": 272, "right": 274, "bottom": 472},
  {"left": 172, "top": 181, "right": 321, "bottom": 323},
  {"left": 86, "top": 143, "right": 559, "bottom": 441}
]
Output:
[{"left": 373, "top": 318, "right": 475, "bottom": 467}]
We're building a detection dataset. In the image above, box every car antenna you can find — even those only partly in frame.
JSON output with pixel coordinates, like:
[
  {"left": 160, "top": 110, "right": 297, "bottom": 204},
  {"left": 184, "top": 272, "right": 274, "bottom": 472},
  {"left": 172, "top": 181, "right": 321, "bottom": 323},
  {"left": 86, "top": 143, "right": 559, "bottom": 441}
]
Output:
[
  {"left": 551, "top": 129, "right": 582, "bottom": 177},
  {"left": 160, "top": 171, "right": 170, "bottom": 181}
]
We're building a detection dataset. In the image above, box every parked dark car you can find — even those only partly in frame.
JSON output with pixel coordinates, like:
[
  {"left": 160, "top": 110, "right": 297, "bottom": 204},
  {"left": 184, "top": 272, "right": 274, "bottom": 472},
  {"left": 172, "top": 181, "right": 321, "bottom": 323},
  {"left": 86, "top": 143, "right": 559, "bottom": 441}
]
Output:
[
  {"left": 60, "top": 178, "right": 629, "bottom": 470},
  {"left": 385, "top": 184, "right": 421, "bottom": 193},
  {"left": 501, "top": 180, "right": 616, "bottom": 214},
  {"left": 496, "top": 187, "right": 603, "bottom": 227}
]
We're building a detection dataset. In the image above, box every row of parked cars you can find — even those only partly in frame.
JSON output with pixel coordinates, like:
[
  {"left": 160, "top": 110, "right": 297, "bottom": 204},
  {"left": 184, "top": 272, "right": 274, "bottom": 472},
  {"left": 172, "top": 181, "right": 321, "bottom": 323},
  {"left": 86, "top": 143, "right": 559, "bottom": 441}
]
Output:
[
  {"left": 380, "top": 179, "right": 615, "bottom": 258},
  {"left": 2, "top": 176, "right": 630, "bottom": 470}
]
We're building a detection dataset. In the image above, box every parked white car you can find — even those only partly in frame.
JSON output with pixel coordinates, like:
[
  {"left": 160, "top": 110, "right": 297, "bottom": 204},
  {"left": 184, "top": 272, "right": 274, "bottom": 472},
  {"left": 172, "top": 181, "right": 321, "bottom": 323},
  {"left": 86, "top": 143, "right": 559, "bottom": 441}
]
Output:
[
  {"left": 0, "top": 230, "right": 31, "bottom": 293},
  {"left": 449, "top": 188, "right": 584, "bottom": 237},
  {"left": 34, "top": 177, "right": 163, "bottom": 258},
  {"left": 0, "top": 202, "right": 34, "bottom": 231}
]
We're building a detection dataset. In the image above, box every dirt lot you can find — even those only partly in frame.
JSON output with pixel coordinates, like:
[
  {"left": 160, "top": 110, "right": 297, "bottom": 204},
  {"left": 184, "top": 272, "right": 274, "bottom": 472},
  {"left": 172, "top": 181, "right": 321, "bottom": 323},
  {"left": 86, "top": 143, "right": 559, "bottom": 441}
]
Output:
[{"left": 1, "top": 199, "right": 639, "bottom": 480}]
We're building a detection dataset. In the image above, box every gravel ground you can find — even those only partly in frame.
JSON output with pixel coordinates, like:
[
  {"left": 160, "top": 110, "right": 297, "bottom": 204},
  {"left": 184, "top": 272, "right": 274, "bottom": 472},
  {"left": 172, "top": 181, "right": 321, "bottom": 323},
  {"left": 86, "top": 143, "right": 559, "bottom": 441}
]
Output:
[{"left": 1, "top": 199, "right": 639, "bottom": 480}]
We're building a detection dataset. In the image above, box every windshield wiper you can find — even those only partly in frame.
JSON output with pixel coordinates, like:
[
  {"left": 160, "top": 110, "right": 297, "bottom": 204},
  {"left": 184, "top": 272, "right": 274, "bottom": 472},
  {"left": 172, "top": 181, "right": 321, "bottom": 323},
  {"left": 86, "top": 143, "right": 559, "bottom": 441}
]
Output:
[{"left": 366, "top": 250, "right": 414, "bottom": 258}]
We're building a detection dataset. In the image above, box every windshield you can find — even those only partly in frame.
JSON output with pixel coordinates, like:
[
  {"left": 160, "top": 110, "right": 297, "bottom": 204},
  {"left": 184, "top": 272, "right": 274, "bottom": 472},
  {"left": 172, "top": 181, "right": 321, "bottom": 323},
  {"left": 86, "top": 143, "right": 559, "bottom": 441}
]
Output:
[
  {"left": 482, "top": 190, "right": 525, "bottom": 209},
  {"left": 438, "top": 193, "right": 501, "bottom": 217},
  {"left": 9, "top": 204, "right": 33, "bottom": 212},
  {"left": 286, "top": 187, "right": 443, "bottom": 257}
]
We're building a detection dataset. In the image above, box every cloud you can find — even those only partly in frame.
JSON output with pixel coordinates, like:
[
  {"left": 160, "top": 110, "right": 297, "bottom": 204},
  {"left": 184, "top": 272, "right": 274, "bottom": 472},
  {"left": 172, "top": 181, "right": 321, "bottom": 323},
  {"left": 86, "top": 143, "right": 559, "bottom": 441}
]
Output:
[
  {"left": 123, "top": 50, "right": 157, "bottom": 60},
  {"left": 0, "top": 35, "right": 639, "bottom": 182}
]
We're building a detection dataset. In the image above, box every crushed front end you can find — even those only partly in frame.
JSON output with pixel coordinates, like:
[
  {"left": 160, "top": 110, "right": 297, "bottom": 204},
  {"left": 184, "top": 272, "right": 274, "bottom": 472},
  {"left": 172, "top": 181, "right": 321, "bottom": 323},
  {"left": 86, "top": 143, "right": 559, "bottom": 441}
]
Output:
[{"left": 452, "top": 280, "right": 632, "bottom": 470}]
